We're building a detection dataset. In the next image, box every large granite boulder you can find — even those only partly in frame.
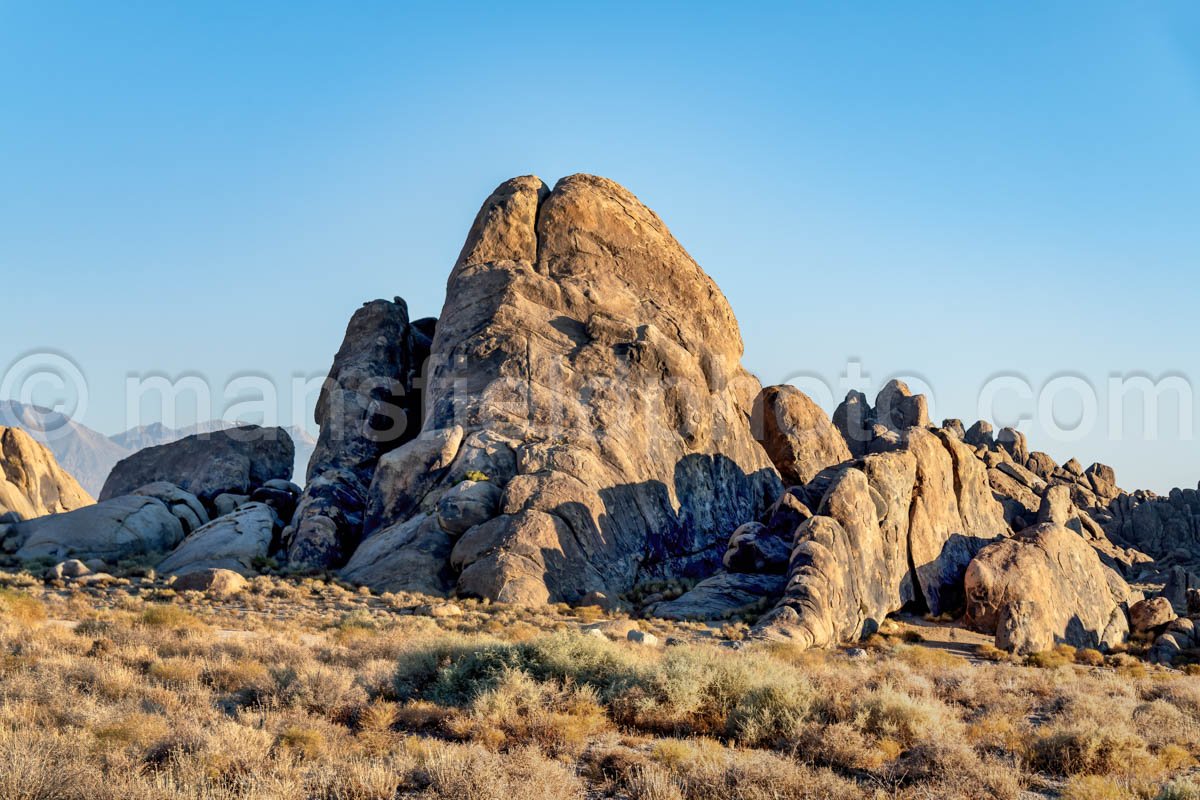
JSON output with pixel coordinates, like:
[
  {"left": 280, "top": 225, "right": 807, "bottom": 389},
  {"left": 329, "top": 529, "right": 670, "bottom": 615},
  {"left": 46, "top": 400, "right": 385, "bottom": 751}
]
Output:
[
  {"left": 13, "top": 495, "right": 184, "bottom": 563},
  {"left": 100, "top": 426, "right": 294, "bottom": 510},
  {"left": 0, "top": 426, "right": 93, "bottom": 520},
  {"left": 156, "top": 502, "right": 277, "bottom": 577},
  {"left": 343, "top": 175, "right": 780, "bottom": 604},
  {"left": 284, "top": 298, "right": 433, "bottom": 569},
  {"left": 752, "top": 385, "right": 851, "bottom": 487},
  {"left": 963, "top": 523, "right": 1134, "bottom": 650}
]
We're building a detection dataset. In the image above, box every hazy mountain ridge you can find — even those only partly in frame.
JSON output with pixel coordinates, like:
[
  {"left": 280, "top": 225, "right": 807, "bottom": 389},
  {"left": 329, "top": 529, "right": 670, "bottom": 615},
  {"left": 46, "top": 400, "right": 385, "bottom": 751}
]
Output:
[{"left": 0, "top": 401, "right": 314, "bottom": 495}]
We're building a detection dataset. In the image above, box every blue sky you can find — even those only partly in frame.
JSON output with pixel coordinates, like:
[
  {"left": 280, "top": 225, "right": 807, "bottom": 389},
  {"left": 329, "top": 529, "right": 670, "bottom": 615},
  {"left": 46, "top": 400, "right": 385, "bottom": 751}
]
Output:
[{"left": 1, "top": 2, "right": 1197, "bottom": 491}]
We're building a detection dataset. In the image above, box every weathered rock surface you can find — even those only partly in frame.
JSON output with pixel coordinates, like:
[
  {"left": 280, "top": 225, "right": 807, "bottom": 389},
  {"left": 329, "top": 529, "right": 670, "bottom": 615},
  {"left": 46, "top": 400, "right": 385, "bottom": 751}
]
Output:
[
  {"left": 14, "top": 495, "right": 184, "bottom": 563},
  {"left": 156, "top": 502, "right": 277, "bottom": 577},
  {"left": 172, "top": 567, "right": 249, "bottom": 597},
  {"left": 1128, "top": 596, "right": 1175, "bottom": 634},
  {"left": 349, "top": 174, "right": 780, "bottom": 603},
  {"left": 0, "top": 426, "right": 93, "bottom": 520},
  {"left": 723, "top": 521, "right": 791, "bottom": 574},
  {"left": 646, "top": 572, "right": 785, "bottom": 620},
  {"left": 100, "top": 426, "right": 294, "bottom": 510},
  {"left": 751, "top": 385, "right": 851, "bottom": 487},
  {"left": 995, "top": 600, "right": 1053, "bottom": 655},
  {"left": 963, "top": 523, "right": 1134, "bottom": 650},
  {"left": 284, "top": 298, "right": 433, "bottom": 569},
  {"left": 131, "top": 482, "right": 209, "bottom": 535},
  {"left": 755, "top": 417, "right": 1009, "bottom": 646}
]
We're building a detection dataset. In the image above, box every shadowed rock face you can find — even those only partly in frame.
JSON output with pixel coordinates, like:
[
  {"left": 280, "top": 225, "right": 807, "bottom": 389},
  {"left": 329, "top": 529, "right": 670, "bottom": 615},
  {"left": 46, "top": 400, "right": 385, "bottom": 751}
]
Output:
[
  {"left": 343, "top": 174, "right": 781, "bottom": 603},
  {"left": 283, "top": 298, "right": 432, "bottom": 569}
]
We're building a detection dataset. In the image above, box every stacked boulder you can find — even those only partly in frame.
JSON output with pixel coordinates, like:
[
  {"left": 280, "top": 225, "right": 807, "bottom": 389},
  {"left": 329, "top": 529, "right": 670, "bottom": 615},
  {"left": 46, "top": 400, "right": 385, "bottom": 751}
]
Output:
[
  {"left": 12, "top": 425, "right": 296, "bottom": 579},
  {"left": 643, "top": 377, "right": 1149, "bottom": 657}
]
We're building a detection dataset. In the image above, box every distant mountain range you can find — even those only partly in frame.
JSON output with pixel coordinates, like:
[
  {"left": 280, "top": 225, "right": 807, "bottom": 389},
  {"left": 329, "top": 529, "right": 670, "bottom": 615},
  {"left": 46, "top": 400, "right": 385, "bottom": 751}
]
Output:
[{"left": 0, "top": 400, "right": 315, "bottom": 497}]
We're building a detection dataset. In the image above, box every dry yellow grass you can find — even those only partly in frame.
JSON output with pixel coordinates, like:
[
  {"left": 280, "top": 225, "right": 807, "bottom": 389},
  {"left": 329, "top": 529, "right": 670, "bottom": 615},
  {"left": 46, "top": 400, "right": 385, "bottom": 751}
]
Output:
[{"left": 0, "top": 568, "right": 1197, "bottom": 799}]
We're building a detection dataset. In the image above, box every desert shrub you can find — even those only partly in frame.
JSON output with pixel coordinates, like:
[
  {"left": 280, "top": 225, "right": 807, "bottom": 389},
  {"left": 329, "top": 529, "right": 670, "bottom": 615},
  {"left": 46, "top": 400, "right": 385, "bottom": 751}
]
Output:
[
  {"left": 446, "top": 667, "right": 609, "bottom": 756},
  {"left": 139, "top": 604, "right": 201, "bottom": 629},
  {"left": 726, "top": 682, "right": 812, "bottom": 747},
  {"left": 1060, "top": 775, "right": 1131, "bottom": 800},
  {"left": 0, "top": 729, "right": 99, "bottom": 800},
  {"left": 1159, "top": 779, "right": 1200, "bottom": 800},
  {"left": 0, "top": 589, "right": 46, "bottom": 626},
  {"left": 1029, "top": 724, "right": 1148, "bottom": 776},
  {"left": 277, "top": 724, "right": 326, "bottom": 759},
  {"left": 419, "top": 743, "right": 584, "bottom": 800},
  {"left": 1075, "top": 648, "right": 1105, "bottom": 666}
]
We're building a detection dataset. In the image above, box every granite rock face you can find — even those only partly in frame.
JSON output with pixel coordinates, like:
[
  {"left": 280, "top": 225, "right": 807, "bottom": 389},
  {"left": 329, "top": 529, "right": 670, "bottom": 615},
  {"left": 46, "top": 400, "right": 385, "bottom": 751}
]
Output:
[
  {"left": 963, "top": 523, "right": 1134, "bottom": 650},
  {"left": 156, "top": 502, "right": 278, "bottom": 577},
  {"left": 754, "top": 409, "right": 1010, "bottom": 646},
  {"left": 100, "top": 426, "right": 294, "bottom": 510},
  {"left": 752, "top": 385, "right": 851, "bottom": 487},
  {"left": 344, "top": 174, "right": 781, "bottom": 603},
  {"left": 13, "top": 495, "right": 184, "bottom": 563},
  {"left": 0, "top": 426, "right": 93, "bottom": 520}
]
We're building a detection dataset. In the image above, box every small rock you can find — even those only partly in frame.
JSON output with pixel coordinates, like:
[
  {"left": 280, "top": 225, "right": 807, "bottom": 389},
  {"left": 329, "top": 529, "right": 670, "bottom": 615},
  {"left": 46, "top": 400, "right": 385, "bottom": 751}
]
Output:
[
  {"left": 45, "top": 559, "right": 92, "bottom": 581},
  {"left": 844, "top": 647, "right": 868, "bottom": 660},
  {"left": 416, "top": 602, "right": 463, "bottom": 618},
  {"left": 171, "top": 568, "right": 249, "bottom": 597},
  {"left": 83, "top": 558, "right": 109, "bottom": 573},
  {"left": 627, "top": 629, "right": 659, "bottom": 646},
  {"left": 213, "top": 494, "right": 250, "bottom": 518},
  {"left": 263, "top": 479, "right": 302, "bottom": 496},
  {"left": 585, "top": 628, "right": 608, "bottom": 641},
  {"left": 586, "top": 619, "right": 640, "bottom": 639}
]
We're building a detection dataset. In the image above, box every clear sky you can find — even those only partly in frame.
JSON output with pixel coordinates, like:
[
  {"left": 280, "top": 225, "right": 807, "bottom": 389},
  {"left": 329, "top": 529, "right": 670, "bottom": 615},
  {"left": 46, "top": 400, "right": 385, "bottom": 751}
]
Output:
[{"left": 1, "top": 2, "right": 1197, "bottom": 492}]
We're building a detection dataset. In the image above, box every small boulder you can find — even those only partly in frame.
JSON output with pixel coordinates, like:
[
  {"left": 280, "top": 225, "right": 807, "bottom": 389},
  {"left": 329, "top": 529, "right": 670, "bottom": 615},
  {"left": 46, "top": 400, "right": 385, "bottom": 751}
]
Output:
[
  {"left": 873, "top": 380, "right": 929, "bottom": 432},
  {"left": 752, "top": 385, "right": 852, "bottom": 486},
  {"left": 45, "top": 559, "right": 92, "bottom": 581},
  {"left": 964, "top": 421, "right": 995, "bottom": 448},
  {"left": 417, "top": 602, "right": 463, "bottom": 618},
  {"left": 723, "top": 521, "right": 791, "bottom": 574},
  {"left": 627, "top": 629, "right": 660, "bottom": 646},
  {"left": 435, "top": 479, "right": 502, "bottom": 535},
  {"left": 132, "top": 482, "right": 210, "bottom": 535},
  {"left": 172, "top": 568, "right": 249, "bottom": 597},
  {"left": 1129, "top": 597, "right": 1175, "bottom": 634}
]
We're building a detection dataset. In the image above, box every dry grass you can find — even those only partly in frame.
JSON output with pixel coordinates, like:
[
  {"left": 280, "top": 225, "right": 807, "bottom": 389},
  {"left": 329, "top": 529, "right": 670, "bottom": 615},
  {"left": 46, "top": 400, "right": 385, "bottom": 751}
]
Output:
[{"left": 0, "top": 569, "right": 1197, "bottom": 799}]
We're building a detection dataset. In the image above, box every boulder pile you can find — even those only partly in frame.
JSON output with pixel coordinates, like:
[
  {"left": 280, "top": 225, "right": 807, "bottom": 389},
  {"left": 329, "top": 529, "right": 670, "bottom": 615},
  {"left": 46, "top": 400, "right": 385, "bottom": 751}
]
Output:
[{"left": 5, "top": 173, "right": 1199, "bottom": 667}]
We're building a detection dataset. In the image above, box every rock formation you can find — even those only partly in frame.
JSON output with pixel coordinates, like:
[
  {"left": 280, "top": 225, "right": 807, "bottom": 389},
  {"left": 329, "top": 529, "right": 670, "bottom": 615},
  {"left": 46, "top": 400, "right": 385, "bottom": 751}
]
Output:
[
  {"left": 963, "top": 523, "right": 1134, "bottom": 650},
  {"left": 0, "top": 425, "right": 93, "bottom": 521},
  {"left": 340, "top": 174, "right": 781, "bottom": 603},
  {"left": 157, "top": 502, "right": 279, "bottom": 577},
  {"left": 13, "top": 495, "right": 184, "bottom": 563},
  {"left": 284, "top": 298, "right": 432, "bottom": 569},
  {"left": 752, "top": 385, "right": 851, "bottom": 486},
  {"left": 100, "top": 425, "right": 294, "bottom": 510}
]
